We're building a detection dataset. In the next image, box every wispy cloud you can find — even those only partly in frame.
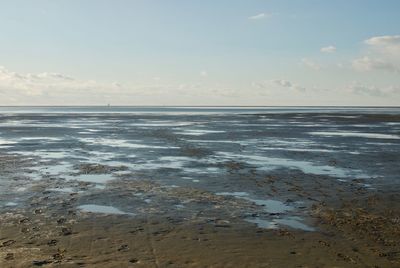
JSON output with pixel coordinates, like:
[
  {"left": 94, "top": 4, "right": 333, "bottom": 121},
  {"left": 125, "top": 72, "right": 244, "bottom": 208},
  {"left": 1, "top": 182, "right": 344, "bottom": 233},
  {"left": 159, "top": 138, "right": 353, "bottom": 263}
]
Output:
[
  {"left": 248, "top": 13, "right": 272, "bottom": 20},
  {"left": 320, "top": 45, "right": 336, "bottom": 53},
  {"left": 301, "top": 58, "right": 322, "bottom": 70}
]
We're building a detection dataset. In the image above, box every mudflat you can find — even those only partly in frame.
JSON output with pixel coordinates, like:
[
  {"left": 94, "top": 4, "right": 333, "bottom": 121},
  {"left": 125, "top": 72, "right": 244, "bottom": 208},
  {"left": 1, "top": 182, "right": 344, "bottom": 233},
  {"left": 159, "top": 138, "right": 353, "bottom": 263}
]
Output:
[{"left": 0, "top": 107, "right": 399, "bottom": 267}]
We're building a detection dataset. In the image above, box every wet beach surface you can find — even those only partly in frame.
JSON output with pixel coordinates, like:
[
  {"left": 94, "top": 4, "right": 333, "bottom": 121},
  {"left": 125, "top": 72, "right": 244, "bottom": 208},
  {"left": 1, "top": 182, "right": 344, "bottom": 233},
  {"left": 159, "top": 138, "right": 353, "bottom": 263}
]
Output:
[{"left": 0, "top": 107, "right": 399, "bottom": 267}]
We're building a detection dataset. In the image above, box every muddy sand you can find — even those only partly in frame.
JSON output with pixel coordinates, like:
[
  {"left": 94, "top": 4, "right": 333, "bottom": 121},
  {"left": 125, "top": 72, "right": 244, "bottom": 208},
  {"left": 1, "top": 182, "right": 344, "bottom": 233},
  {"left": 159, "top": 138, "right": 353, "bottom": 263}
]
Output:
[{"left": 0, "top": 155, "right": 399, "bottom": 267}]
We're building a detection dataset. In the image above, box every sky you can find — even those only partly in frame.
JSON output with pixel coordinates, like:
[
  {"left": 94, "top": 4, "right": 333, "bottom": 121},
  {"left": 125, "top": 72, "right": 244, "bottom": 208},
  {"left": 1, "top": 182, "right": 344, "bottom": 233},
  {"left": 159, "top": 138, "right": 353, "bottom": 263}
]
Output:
[{"left": 0, "top": 0, "right": 399, "bottom": 106}]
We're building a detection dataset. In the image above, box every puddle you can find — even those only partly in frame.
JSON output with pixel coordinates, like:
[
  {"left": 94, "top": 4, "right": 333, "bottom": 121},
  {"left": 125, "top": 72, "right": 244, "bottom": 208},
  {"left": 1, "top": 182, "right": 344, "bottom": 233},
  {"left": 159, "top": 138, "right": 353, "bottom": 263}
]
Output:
[
  {"left": 48, "top": 187, "right": 77, "bottom": 193},
  {"left": 5, "top": 202, "right": 18, "bottom": 206},
  {"left": 258, "top": 138, "right": 317, "bottom": 147},
  {"left": 217, "top": 192, "right": 293, "bottom": 214},
  {"left": 184, "top": 167, "right": 221, "bottom": 174},
  {"left": 245, "top": 216, "right": 315, "bottom": 231},
  {"left": 113, "top": 170, "right": 132, "bottom": 176},
  {"left": 33, "top": 162, "right": 73, "bottom": 176},
  {"left": 129, "top": 121, "right": 195, "bottom": 127},
  {"left": 160, "top": 156, "right": 193, "bottom": 162},
  {"left": 95, "top": 184, "right": 106, "bottom": 190},
  {"left": 188, "top": 139, "right": 236, "bottom": 144},
  {"left": 15, "top": 187, "right": 27, "bottom": 192},
  {"left": 128, "top": 156, "right": 193, "bottom": 170},
  {"left": 86, "top": 128, "right": 102, "bottom": 132},
  {"left": 290, "top": 124, "right": 327, "bottom": 127},
  {"left": 18, "top": 150, "right": 78, "bottom": 160},
  {"left": 176, "top": 129, "right": 225, "bottom": 136},
  {"left": 261, "top": 147, "right": 336, "bottom": 153},
  {"left": 19, "top": 137, "right": 62, "bottom": 141},
  {"left": 65, "top": 174, "right": 115, "bottom": 183},
  {"left": 23, "top": 172, "right": 43, "bottom": 181},
  {"left": 78, "top": 204, "right": 134, "bottom": 215},
  {"left": 217, "top": 152, "right": 364, "bottom": 178},
  {"left": 79, "top": 137, "right": 178, "bottom": 149},
  {"left": 234, "top": 123, "right": 284, "bottom": 127},
  {"left": 249, "top": 199, "right": 293, "bottom": 214},
  {"left": 310, "top": 131, "right": 400, "bottom": 140},
  {"left": 366, "top": 142, "right": 396, "bottom": 146},
  {"left": 218, "top": 192, "right": 313, "bottom": 231},
  {"left": 86, "top": 151, "right": 125, "bottom": 163},
  {"left": 182, "top": 177, "right": 201, "bottom": 183},
  {"left": 245, "top": 218, "right": 278, "bottom": 229},
  {"left": 217, "top": 192, "right": 249, "bottom": 197},
  {"left": 0, "top": 138, "right": 16, "bottom": 146},
  {"left": 274, "top": 217, "right": 315, "bottom": 231}
]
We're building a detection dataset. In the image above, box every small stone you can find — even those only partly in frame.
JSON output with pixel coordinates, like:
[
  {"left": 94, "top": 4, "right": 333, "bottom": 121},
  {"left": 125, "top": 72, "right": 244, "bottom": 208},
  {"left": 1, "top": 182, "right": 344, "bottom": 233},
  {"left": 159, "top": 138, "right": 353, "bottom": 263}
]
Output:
[
  {"left": 47, "top": 239, "right": 58, "bottom": 246},
  {"left": 2, "top": 240, "right": 16, "bottom": 247},
  {"left": 19, "top": 218, "right": 29, "bottom": 224},
  {"left": 53, "top": 253, "right": 64, "bottom": 260},
  {"left": 57, "top": 218, "right": 66, "bottom": 224},
  {"left": 5, "top": 253, "right": 14, "bottom": 261},
  {"left": 32, "top": 260, "right": 52, "bottom": 266},
  {"left": 21, "top": 227, "right": 30, "bottom": 233},
  {"left": 269, "top": 213, "right": 280, "bottom": 216},
  {"left": 118, "top": 244, "right": 129, "bottom": 251},
  {"left": 34, "top": 209, "right": 43, "bottom": 214}
]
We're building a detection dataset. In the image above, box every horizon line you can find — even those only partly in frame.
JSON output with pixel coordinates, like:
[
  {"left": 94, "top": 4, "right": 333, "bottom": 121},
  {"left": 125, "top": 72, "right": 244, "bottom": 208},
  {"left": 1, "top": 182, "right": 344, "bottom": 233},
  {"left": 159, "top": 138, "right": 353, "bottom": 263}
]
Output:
[{"left": 0, "top": 105, "right": 399, "bottom": 108}]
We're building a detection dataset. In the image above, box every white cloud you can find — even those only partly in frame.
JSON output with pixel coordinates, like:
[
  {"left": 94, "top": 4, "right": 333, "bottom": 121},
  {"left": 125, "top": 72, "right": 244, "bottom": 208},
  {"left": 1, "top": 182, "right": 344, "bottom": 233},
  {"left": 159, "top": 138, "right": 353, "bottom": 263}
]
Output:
[
  {"left": 272, "top": 79, "right": 293, "bottom": 88},
  {"left": 301, "top": 58, "right": 322, "bottom": 70},
  {"left": 253, "top": 79, "right": 306, "bottom": 92},
  {"left": 248, "top": 13, "right": 272, "bottom": 20},
  {"left": 0, "top": 66, "right": 127, "bottom": 104},
  {"left": 346, "top": 82, "right": 400, "bottom": 97},
  {"left": 364, "top": 35, "right": 400, "bottom": 55},
  {"left": 200, "top": 71, "right": 208, "bottom": 77},
  {"left": 320, "top": 45, "right": 336, "bottom": 53},
  {"left": 352, "top": 56, "right": 400, "bottom": 73},
  {"left": 0, "top": 66, "right": 244, "bottom": 105},
  {"left": 352, "top": 35, "right": 400, "bottom": 74}
]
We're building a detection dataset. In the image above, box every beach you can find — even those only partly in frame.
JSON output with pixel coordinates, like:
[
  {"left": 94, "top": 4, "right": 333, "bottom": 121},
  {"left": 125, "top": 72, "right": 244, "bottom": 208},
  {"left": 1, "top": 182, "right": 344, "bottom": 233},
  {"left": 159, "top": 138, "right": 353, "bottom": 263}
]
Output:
[{"left": 0, "top": 107, "right": 399, "bottom": 267}]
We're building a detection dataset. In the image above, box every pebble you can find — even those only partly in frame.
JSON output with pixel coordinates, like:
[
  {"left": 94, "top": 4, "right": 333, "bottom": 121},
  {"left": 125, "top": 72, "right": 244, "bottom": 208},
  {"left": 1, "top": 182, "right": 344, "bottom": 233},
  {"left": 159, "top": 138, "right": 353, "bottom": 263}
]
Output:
[{"left": 61, "top": 227, "right": 72, "bottom": 236}]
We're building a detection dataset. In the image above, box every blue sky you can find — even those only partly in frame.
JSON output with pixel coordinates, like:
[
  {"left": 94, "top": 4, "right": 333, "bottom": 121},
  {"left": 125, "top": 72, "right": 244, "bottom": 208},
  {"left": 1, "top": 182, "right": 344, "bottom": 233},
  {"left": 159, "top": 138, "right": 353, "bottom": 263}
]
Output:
[{"left": 0, "top": 0, "right": 399, "bottom": 105}]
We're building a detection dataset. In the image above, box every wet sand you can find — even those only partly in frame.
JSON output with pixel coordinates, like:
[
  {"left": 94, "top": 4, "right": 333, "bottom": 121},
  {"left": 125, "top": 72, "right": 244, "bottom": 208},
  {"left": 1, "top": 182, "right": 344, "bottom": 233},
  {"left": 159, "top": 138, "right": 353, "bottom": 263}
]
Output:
[
  {"left": 0, "top": 155, "right": 399, "bottom": 267},
  {"left": 1, "top": 108, "right": 400, "bottom": 267}
]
